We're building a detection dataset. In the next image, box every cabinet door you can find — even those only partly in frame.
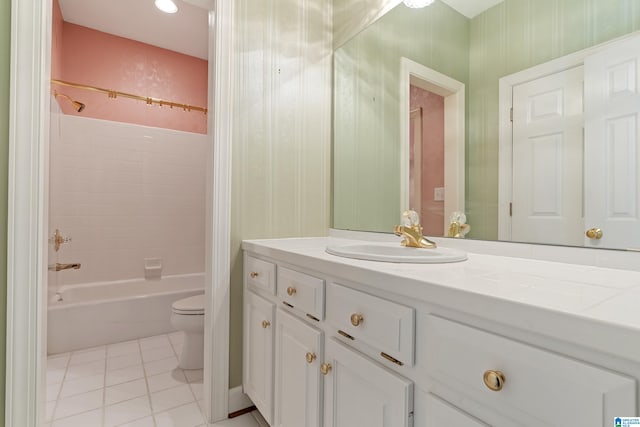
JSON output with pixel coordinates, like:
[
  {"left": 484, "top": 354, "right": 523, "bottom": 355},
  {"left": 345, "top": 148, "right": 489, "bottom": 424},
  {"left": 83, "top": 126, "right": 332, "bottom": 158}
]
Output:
[
  {"left": 274, "top": 309, "right": 323, "bottom": 427},
  {"left": 421, "top": 392, "right": 489, "bottom": 427},
  {"left": 243, "top": 291, "right": 275, "bottom": 424},
  {"left": 323, "top": 338, "right": 413, "bottom": 427}
]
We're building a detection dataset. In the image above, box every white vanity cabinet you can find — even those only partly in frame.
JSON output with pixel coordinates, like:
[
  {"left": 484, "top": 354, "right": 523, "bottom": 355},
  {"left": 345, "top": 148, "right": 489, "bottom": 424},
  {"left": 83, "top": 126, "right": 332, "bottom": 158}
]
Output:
[
  {"left": 323, "top": 338, "right": 414, "bottom": 427},
  {"left": 423, "top": 315, "right": 636, "bottom": 426},
  {"left": 242, "top": 241, "right": 639, "bottom": 427},
  {"left": 273, "top": 308, "right": 323, "bottom": 427},
  {"left": 243, "top": 290, "right": 276, "bottom": 424},
  {"left": 243, "top": 254, "right": 415, "bottom": 427}
]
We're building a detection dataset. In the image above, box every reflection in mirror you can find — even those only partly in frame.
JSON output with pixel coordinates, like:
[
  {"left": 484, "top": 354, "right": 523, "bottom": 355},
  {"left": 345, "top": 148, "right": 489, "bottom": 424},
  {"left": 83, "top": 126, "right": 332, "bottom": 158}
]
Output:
[{"left": 332, "top": 0, "right": 640, "bottom": 250}]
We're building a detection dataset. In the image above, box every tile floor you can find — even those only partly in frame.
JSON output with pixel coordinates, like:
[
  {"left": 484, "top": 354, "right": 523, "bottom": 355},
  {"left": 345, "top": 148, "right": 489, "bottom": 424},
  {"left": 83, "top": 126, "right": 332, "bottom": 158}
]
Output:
[{"left": 44, "top": 332, "right": 261, "bottom": 427}]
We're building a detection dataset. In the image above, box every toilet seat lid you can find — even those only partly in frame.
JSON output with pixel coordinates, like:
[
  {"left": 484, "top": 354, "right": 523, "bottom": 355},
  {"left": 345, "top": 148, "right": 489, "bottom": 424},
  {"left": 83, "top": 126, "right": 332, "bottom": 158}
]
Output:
[{"left": 172, "top": 294, "right": 205, "bottom": 315}]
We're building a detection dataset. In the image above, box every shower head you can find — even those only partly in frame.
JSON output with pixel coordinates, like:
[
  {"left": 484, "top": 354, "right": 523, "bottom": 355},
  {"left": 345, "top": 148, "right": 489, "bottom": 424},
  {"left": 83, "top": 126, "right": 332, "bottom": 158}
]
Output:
[{"left": 54, "top": 91, "right": 86, "bottom": 113}]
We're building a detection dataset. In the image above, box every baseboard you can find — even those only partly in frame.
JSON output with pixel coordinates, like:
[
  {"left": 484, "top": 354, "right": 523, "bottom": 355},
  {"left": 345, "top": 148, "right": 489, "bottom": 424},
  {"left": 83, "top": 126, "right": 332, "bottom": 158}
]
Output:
[{"left": 228, "top": 386, "right": 253, "bottom": 414}]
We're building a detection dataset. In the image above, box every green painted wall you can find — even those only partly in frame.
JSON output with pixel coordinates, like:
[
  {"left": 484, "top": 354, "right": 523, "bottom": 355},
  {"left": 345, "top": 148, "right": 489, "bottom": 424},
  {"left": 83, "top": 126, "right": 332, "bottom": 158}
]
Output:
[
  {"left": 230, "top": 0, "right": 332, "bottom": 388},
  {"left": 467, "top": 0, "right": 640, "bottom": 239},
  {"left": 333, "top": 2, "right": 469, "bottom": 232},
  {"left": 0, "top": 0, "right": 9, "bottom": 424}
]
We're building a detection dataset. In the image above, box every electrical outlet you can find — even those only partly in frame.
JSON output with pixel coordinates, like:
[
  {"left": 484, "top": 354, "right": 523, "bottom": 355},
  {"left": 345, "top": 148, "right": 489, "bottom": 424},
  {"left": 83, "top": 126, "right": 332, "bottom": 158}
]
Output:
[{"left": 434, "top": 187, "right": 445, "bottom": 201}]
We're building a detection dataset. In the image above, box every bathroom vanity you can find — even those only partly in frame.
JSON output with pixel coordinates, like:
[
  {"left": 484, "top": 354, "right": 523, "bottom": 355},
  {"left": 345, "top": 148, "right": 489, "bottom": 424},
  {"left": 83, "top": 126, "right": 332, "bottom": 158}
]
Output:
[{"left": 242, "top": 237, "right": 640, "bottom": 426}]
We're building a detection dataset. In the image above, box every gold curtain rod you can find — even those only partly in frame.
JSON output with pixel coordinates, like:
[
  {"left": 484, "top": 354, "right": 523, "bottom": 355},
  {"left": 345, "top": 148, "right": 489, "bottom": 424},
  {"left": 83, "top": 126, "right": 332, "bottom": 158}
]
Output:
[{"left": 51, "top": 79, "right": 208, "bottom": 114}]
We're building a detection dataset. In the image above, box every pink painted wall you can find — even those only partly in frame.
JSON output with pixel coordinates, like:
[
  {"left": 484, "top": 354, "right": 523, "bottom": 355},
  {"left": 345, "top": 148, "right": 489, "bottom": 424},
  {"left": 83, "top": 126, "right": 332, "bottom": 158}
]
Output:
[
  {"left": 52, "top": 17, "right": 208, "bottom": 134},
  {"left": 410, "top": 85, "right": 444, "bottom": 236}
]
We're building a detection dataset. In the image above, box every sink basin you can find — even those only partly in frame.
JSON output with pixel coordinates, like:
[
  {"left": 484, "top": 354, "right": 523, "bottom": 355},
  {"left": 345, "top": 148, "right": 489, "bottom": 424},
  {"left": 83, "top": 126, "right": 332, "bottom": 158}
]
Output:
[{"left": 325, "top": 243, "right": 467, "bottom": 264}]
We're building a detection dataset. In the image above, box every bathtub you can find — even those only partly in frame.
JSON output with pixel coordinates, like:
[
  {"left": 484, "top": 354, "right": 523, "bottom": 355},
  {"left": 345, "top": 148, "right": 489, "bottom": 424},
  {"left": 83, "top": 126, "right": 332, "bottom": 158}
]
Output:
[{"left": 47, "top": 273, "right": 204, "bottom": 355}]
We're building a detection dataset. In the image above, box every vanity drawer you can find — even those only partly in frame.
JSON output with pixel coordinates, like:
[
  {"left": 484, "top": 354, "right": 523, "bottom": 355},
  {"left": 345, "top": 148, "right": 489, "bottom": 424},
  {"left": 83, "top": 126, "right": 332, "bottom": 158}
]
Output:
[
  {"left": 425, "top": 315, "right": 636, "bottom": 427},
  {"left": 326, "top": 283, "right": 414, "bottom": 366},
  {"left": 277, "top": 267, "right": 325, "bottom": 320},
  {"left": 245, "top": 255, "right": 276, "bottom": 295}
]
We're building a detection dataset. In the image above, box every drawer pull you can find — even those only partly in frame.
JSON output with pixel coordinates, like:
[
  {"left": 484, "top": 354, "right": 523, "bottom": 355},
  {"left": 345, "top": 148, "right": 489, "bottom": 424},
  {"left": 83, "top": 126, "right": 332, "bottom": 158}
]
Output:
[
  {"left": 483, "top": 370, "right": 505, "bottom": 391},
  {"left": 261, "top": 320, "right": 271, "bottom": 329},
  {"left": 287, "top": 286, "right": 297, "bottom": 296},
  {"left": 350, "top": 313, "right": 364, "bottom": 327},
  {"left": 250, "top": 272, "right": 259, "bottom": 278},
  {"left": 306, "top": 352, "right": 317, "bottom": 364},
  {"left": 320, "top": 363, "right": 332, "bottom": 376}
]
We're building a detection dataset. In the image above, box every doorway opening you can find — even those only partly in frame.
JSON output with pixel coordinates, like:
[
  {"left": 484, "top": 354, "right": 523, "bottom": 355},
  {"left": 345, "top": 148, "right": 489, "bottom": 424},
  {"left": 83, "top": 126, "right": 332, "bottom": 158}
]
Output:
[
  {"left": 400, "top": 58, "right": 465, "bottom": 235},
  {"left": 6, "top": 0, "right": 234, "bottom": 425}
]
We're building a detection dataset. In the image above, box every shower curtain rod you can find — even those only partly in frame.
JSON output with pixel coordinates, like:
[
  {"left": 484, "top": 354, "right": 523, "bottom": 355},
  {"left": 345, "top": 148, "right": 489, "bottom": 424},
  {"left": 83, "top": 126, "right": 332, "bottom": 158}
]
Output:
[{"left": 51, "top": 79, "right": 208, "bottom": 114}]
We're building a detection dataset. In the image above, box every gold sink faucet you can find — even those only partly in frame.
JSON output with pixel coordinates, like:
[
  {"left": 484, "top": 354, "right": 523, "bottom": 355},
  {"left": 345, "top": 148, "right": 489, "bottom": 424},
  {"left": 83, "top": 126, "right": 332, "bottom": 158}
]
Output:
[{"left": 394, "top": 210, "right": 437, "bottom": 249}]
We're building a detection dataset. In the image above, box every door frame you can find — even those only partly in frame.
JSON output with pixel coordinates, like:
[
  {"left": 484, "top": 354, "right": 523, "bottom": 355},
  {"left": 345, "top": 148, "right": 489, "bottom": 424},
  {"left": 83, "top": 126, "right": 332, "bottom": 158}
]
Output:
[
  {"left": 400, "top": 57, "right": 465, "bottom": 233},
  {"left": 497, "top": 31, "right": 640, "bottom": 241},
  {"left": 6, "top": 1, "right": 234, "bottom": 425}
]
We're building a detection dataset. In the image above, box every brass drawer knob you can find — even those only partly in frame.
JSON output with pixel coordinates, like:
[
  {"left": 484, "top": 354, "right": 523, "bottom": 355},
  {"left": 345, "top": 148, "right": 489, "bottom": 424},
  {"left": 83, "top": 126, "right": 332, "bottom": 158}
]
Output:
[
  {"left": 350, "top": 313, "right": 364, "bottom": 327},
  {"left": 250, "top": 272, "right": 259, "bottom": 278},
  {"left": 320, "top": 363, "right": 332, "bottom": 376},
  {"left": 586, "top": 228, "right": 603, "bottom": 240},
  {"left": 287, "top": 286, "right": 297, "bottom": 296},
  {"left": 261, "top": 320, "right": 271, "bottom": 329},
  {"left": 306, "top": 352, "right": 317, "bottom": 364},
  {"left": 483, "top": 370, "right": 505, "bottom": 391}
]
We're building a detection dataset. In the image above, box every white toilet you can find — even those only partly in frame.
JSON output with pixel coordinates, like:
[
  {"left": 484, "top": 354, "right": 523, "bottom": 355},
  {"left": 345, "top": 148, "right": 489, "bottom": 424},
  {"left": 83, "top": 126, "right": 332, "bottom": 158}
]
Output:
[{"left": 170, "top": 294, "right": 205, "bottom": 369}]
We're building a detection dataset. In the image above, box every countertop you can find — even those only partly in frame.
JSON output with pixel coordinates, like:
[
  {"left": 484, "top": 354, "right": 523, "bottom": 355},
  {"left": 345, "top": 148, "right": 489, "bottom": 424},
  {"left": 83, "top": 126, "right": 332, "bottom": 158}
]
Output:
[{"left": 242, "top": 236, "right": 640, "bottom": 362}]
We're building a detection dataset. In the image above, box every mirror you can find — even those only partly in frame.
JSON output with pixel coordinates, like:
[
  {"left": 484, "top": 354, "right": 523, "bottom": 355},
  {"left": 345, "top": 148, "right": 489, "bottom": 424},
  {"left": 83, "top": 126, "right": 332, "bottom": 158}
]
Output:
[{"left": 332, "top": 0, "right": 640, "bottom": 250}]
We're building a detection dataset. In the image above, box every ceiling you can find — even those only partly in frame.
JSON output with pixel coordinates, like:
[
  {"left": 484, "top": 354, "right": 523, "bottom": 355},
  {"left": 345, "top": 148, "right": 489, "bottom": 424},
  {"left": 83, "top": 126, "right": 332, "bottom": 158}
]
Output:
[
  {"left": 58, "top": 0, "right": 210, "bottom": 60},
  {"left": 441, "top": 0, "right": 504, "bottom": 18},
  {"left": 58, "top": 0, "right": 504, "bottom": 60}
]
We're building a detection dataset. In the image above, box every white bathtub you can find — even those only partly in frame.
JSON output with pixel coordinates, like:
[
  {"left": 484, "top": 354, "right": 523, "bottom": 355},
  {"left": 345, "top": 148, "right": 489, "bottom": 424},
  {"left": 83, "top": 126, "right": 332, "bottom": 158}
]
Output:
[{"left": 47, "top": 273, "right": 204, "bottom": 355}]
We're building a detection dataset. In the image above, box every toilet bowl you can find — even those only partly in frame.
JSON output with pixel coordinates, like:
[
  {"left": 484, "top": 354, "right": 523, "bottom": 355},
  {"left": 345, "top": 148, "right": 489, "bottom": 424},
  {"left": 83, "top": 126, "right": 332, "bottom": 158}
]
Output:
[{"left": 170, "top": 293, "right": 205, "bottom": 369}]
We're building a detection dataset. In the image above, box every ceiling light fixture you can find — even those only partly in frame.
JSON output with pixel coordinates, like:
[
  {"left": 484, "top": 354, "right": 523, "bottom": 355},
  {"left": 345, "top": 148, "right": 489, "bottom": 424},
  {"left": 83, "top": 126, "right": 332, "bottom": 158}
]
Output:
[
  {"left": 155, "top": 0, "right": 178, "bottom": 14},
  {"left": 403, "top": 0, "right": 435, "bottom": 8}
]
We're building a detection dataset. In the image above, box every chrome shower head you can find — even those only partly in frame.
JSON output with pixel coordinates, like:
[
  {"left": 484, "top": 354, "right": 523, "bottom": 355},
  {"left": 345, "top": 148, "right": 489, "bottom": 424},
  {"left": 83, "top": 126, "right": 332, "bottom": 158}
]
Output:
[{"left": 54, "top": 91, "right": 85, "bottom": 113}]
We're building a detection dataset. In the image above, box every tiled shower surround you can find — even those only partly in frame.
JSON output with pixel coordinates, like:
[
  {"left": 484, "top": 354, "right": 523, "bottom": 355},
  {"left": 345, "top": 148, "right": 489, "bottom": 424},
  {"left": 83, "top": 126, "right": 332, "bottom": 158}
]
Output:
[{"left": 49, "top": 114, "right": 208, "bottom": 287}]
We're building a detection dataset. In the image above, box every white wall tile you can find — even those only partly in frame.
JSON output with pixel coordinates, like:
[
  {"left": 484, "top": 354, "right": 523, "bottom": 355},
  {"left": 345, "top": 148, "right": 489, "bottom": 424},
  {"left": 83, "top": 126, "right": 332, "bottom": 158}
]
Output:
[{"left": 50, "top": 116, "right": 207, "bottom": 286}]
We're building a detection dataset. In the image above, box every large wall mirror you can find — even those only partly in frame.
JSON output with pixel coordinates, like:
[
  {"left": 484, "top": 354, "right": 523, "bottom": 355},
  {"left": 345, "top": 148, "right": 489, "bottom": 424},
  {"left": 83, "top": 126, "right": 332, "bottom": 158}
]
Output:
[{"left": 333, "top": 0, "right": 640, "bottom": 250}]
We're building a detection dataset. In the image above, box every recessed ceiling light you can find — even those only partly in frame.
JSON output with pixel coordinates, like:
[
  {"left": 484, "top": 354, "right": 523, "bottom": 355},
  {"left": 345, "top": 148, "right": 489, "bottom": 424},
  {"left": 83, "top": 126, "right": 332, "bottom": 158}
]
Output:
[
  {"left": 155, "top": 0, "right": 178, "bottom": 14},
  {"left": 403, "top": 0, "right": 435, "bottom": 8}
]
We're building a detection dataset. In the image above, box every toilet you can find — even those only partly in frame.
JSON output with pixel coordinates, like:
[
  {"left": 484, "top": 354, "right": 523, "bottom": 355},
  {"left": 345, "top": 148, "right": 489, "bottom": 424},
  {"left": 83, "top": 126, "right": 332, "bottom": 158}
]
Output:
[{"left": 170, "top": 294, "right": 205, "bottom": 369}]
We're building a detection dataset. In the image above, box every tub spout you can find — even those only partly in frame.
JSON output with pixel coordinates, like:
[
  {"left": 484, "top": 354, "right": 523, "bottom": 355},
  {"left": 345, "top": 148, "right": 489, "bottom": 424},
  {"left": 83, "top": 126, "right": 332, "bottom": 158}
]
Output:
[{"left": 50, "top": 263, "right": 81, "bottom": 271}]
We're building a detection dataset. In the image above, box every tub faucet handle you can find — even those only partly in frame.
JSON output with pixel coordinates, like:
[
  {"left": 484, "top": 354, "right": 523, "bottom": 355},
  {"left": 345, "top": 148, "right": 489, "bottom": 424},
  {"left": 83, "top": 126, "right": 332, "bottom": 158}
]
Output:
[{"left": 50, "top": 263, "right": 81, "bottom": 272}]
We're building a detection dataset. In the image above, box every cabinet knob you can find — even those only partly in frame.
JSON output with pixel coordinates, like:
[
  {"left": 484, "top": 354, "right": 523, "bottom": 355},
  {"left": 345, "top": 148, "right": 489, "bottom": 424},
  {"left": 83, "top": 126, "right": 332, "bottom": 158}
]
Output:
[
  {"left": 585, "top": 228, "right": 603, "bottom": 240},
  {"left": 350, "top": 313, "right": 364, "bottom": 327},
  {"left": 250, "top": 272, "right": 259, "bottom": 278},
  {"left": 483, "top": 370, "right": 505, "bottom": 391},
  {"left": 320, "top": 363, "right": 332, "bottom": 376},
  {"left": 287, "top": 286, "right": 297, "bottom": 296},
  {"left": 306, "top": 352, "right": 317, "bottom": 364},
  {"left": 261, "top": 320, "right": 271, "bottom": 329}
]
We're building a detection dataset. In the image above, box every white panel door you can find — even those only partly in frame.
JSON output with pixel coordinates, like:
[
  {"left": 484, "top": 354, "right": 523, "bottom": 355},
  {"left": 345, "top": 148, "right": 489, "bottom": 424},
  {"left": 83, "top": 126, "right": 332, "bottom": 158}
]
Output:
[
  {"left": 323, "top": 338, "right": 413, "bottom": 427},
  {"left": 243, "top": 291, "right": 275, "bottom": 424},
  {"left": 274, "top": 309, "right": 323, "bottom": 427},
  {"left": 584, "top": 35, "right": 640, "bottom": 249},
  {"left": 512, "top": 66, "right": 584, "bottom": 245}
]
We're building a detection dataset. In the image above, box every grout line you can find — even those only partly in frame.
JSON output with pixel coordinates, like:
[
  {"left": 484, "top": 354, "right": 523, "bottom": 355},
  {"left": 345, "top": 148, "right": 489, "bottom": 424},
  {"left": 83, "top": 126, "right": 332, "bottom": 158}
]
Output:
[
  {"left": 138, "top": 337, "right": 159, "bottom": 427},
  {"left": 101, "top": 344, "right": 107, "bottom": 427},
  {"left": 47, "top": 352, "right": 72, "bottom": 423}
]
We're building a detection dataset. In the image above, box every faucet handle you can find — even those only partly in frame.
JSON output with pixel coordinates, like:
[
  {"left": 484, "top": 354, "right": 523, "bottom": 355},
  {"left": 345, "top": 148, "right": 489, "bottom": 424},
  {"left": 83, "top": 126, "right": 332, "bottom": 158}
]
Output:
[{"left": 401, "top": 210, "right": 421, "bottom": 228}]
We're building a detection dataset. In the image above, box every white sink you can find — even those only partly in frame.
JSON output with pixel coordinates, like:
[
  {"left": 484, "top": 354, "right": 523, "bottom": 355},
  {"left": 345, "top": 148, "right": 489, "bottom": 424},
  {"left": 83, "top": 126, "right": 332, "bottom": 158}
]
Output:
[{"left": 325, "top": 242, "right": 467, "bottom": 264}]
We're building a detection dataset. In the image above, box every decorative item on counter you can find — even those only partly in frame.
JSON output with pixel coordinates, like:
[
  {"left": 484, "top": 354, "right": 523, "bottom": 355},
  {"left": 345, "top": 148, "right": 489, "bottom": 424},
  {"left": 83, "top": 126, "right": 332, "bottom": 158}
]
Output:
[{"left": 448, "top": 211, "right": 470, "bottom": 238}]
